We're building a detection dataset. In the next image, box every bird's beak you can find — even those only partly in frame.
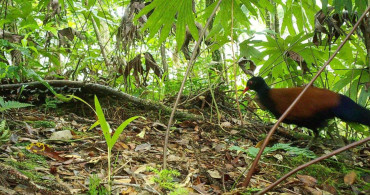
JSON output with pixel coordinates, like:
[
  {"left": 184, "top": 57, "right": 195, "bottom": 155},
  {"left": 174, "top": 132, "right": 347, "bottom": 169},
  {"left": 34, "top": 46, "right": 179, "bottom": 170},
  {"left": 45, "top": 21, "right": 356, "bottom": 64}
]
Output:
[{"left": 243, "top": 87, "right": 249, "bottom": 94}]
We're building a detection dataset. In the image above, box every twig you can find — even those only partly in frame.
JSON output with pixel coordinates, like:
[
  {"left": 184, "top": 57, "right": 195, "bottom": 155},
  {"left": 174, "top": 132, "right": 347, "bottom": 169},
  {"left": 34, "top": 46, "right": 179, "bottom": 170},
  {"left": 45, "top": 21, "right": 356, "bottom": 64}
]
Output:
[
  {"left": 163, "top": 0, "right": 223, "bottom": 169},
  {"left": 257, "top": 137, "right": 370, "bottom": 194},
  {"left": 90, "top": 15, "right": 110, "bottom": 67}
]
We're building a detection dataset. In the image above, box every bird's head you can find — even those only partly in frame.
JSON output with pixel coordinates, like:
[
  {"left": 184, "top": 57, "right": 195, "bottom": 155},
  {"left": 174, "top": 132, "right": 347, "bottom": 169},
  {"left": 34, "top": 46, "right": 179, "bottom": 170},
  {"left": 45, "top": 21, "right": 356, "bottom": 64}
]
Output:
[{"left": 243, "top": 76, "right": 268, "bottom": 93}]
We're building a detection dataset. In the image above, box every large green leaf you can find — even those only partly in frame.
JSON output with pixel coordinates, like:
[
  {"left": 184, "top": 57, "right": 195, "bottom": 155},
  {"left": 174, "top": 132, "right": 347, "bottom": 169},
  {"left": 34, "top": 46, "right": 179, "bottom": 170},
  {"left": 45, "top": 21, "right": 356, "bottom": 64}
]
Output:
[{"left": 135, "top": 0, "right": 198, "bottom": 49}]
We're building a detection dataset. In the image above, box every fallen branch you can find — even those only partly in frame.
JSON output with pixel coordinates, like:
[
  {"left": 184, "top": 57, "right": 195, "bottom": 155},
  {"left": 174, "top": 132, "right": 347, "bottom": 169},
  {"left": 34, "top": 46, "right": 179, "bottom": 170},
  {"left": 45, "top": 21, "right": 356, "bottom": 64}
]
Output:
[{"left": 0, "top": 80, "right": 202, "bottom": 120}]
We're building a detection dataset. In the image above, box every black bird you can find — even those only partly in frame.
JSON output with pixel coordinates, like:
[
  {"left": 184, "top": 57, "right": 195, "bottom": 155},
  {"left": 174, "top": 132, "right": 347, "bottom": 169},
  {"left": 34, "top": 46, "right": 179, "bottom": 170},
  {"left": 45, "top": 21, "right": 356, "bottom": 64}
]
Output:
[{"left": 244, "top": 77, "right": 370, "bottom": 146}]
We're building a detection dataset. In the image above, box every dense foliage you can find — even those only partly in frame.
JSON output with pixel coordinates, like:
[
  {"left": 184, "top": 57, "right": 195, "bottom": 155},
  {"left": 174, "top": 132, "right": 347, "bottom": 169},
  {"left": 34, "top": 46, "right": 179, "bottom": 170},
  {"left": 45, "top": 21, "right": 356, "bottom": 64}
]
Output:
[{"left": 0, "top": 0, "right": 369, "bottom": 133}]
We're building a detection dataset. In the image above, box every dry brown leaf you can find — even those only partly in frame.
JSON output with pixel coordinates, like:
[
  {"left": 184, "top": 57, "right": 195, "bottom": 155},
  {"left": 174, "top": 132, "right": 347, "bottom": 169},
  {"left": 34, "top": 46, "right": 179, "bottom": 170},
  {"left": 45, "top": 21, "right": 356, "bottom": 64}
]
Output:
[
  {"left": 322, "top": 183, "right": 337, "bottom": 195},
  {"left": 255, "top": 140, "right": 264, "bottom": 148},
  {"left": 207, "top": 170, "right": 221, "bottom": 179},
  {"left": 230, "top": 130, "right": 238, "bottom": 135},
  {"left": 167, "top": 154, "right": 182, "bottom": 162},
  {"left": 225, "top": 164, "right": 233, "bottom": 170},
  {"left": 114, "top": 142, "right": 129, "bottom": 150},
  {"left": 114, "top": 178, "right": 132, "bottom": 184},
  {"left": 304, "top": 186, "right": 323, "bottom": 195},
  {"left": 26, "top": 142, "right": 67, "bottom": 162},
  {"left": 344, "top": 171, "right": 357, "bottom": 185},
  {"left": 121, "top": 186, "right": 137, "bottom": 195},
  {"left": 297, "top": 174, "right": 317, "bottom": 187},
  {"left": 193, "top": 183, "right": 208, "bottom": 194},
  {"left": 134, "top": 143, "right": 151, "bottom": 152},
  {"left": 221, "top": 122, "right": 232, "bottom": 128}
]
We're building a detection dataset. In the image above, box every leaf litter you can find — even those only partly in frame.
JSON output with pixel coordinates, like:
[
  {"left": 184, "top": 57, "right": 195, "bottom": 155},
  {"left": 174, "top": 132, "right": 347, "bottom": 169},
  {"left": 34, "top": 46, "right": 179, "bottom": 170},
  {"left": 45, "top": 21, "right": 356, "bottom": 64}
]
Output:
[{"left": 0, "top": 98, "right": 368, "bottom": 195}]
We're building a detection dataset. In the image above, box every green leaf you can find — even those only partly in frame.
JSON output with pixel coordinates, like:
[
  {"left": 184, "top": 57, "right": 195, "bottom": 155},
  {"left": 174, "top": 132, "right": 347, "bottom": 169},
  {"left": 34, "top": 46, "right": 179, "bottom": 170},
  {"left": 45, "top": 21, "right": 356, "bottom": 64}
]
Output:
[
  {"left": 240, "top": 0, "right": 258, "bottom": 17},
  {"left": 354, "top": 0, "right": 366, "bottom": 15},
  {"left": 234, "top": 1, "right": 249, "bottom": 26},
  {"left": 185, "top": 0, "right": 199, "bottom": 41},
  {"left": 292, "top": 5, "right": 304, "bottom": 32},
  {"left": 344, "top": 0, "right": 352, "bottom": 14},
  {"left": 239, "top": 39, "right": 263, "bottom": 60},
  {"left": 358, "top": 86, "right": 370, "bottom": 106},
  {"left": 89, "top": 120, "right": 100, "bottom": 131},
  {"left": 68, "top": 95, "right": 96, "bottom": 114},
  {"left": 259, "top": 0, "right": 275, "bottom": 13},
  {"left": 110, "top": 116, "right": 144, "bottom": 147},
  {"left": 94, "top": 96, "right": 112, "bottom": 148},
  {"left": 333, "top": 0, "right": 343, "bottom": 13},
  {"left": 322, "top": 0, "right": 328, "bottom": 13},
  {"left": 134, "top": 0, "right": 165, "bottom": 21},
  {"left": 175, "top": 0, "right": 187, "bottom": 50}
]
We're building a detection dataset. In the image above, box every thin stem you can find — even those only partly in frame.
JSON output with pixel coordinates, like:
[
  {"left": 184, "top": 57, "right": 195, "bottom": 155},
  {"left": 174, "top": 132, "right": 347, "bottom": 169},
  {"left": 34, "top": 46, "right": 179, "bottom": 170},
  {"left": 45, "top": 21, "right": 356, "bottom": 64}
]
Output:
[
  {"left": 163, "top": 0, "right": 223, "bottom": 169},
  {"left": 108, "top": 148, "right": 111, "bottom": 193},
  {"left": 231, "top": 0, "right": 244, "bottom": 125}
]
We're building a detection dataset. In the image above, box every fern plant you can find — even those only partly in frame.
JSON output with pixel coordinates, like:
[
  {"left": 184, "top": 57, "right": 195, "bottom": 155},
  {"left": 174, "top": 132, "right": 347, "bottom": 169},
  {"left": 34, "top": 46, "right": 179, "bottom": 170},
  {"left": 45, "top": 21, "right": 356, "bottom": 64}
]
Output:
[
  {"left": 88, "top": 174, "right": 108, "bottom": 195},
  {"left": 147, "top": 167, "right": 189, "bottom": 194},
  {"left": 0, "top": 120, "right": 10, "bottom": 145},
  {"left": 148, "top": 167, "right": 180, "bottom": 191},
  {"left": 0, "top": 96, "right": 33, "bottom": 112}
]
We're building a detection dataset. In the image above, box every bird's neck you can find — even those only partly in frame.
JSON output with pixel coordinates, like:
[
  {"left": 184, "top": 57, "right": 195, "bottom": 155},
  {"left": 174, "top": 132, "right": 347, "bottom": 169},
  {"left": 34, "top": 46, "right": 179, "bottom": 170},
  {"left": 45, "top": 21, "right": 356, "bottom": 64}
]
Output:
[
  {"left": 255, "top": 86, "right": 275, "bottom": 112},
  {"left": 255, "top": 85, "right": 270, "bottom": 96}
]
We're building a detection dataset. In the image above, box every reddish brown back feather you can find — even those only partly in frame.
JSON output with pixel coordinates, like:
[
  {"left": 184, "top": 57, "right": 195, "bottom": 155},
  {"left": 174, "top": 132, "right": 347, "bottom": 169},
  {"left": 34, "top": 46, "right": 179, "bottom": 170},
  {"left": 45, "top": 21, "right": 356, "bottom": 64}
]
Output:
[{"left": 269, "top": 87, "right": 340, "bottom": 120}]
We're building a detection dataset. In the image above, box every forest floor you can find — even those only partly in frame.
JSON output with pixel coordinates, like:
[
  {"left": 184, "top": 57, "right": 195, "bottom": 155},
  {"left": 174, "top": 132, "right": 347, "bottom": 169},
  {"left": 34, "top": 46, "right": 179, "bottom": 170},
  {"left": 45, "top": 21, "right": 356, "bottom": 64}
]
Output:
[{"left": 0, "top": 93, "right": 369, "bottom": 195}]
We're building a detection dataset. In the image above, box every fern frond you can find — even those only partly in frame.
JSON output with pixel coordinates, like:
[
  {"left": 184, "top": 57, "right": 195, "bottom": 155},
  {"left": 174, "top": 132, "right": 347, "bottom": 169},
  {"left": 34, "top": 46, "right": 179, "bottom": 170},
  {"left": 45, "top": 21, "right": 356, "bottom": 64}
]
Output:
[
  {"left": 0, "top": 120, "right": 10, "bottom": 144},
  {"left": 0, "top": 96, "right": 33, "bottom": 112}
]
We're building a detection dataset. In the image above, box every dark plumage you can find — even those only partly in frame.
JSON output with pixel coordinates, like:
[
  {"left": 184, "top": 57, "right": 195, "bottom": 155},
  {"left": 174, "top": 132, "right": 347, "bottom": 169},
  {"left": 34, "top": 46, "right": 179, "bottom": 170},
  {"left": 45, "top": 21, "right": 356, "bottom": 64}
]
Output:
[{"left": 244, "top": 76, "right": 370, "bottom": 141}]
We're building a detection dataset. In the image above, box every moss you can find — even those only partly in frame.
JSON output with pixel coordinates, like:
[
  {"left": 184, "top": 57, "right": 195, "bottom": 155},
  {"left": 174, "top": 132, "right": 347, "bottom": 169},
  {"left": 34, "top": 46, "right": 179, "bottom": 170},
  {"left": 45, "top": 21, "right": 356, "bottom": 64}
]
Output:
[
  {"left": 5, "top": 150, "right": 54, "bottom": 184},
  {"left": 14, "top": 142, "right": 31, "bottom": 147},
  {"left": 24, "top": 150, "right": 48, "bottom": 167},
  {"left": 27, "top": 121, "right": 56, "bottom": 128}
]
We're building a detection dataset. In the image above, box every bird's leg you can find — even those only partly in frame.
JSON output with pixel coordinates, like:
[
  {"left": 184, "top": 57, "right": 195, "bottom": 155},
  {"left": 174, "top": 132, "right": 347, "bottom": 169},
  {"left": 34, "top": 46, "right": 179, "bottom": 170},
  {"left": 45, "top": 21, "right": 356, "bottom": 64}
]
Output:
[{"left": 305, "top": 130, "right": 319, "bottom": 149}]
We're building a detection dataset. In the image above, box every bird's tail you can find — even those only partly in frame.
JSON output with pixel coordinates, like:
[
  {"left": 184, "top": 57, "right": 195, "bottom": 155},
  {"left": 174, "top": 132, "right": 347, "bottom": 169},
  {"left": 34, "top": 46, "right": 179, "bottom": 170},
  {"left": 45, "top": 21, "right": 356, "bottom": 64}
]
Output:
[{"left": 333, "top": 95, "right": 370, "bottom": 127}]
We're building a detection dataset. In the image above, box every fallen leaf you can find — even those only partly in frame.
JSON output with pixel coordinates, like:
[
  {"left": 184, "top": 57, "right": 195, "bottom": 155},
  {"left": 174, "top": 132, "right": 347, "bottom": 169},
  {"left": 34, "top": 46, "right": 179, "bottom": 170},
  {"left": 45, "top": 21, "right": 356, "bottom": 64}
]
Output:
[
  {"left": 201, "top": 146, "right": 210, "bottom": 152},
  {"left": 207, "top": 170, "right": 221, "bottom": 179},
  {"left": 49, "top": 130, "right": 73, "bottom": 140},
  {"left": 193, "top": 183, "right": 207, "bottom": 194},
  {"left": 214, "top": 143, "right": 226, "bottom": 152},
  {"left": 322, "top": 183, "right": 337, "bottom": 195},
  {"left": 114, "top": 178, "right": 132, "bottom": 184},
  {"left": 114, "top": 142, "right": 129, "bottom": 150},
  {"left": 121, "top": 186, "right": 137, "bottom": 195},
  {"left": 230, "top": 130, "right": 238, "bottom": 135},
  {"left": 178, "top": 120, "right": 197, "bottom": 128},
  {"left": 136, "top": 128, "right": 146, "bottom": 138},
  {"left": 26, "top": 142, "right": 66, "bottom": 162},
  {"left": 134, "top": 165, "right": 148, "bottom": 174},
  {"left": 135, "top": 143, "right": 151, "bottom": 152},
  {"left": 168, "top": 154, "right": 182, "bottom": 162},
  {"left": 255, "top": 140, "right": 264, "bottom": 148},
  {"left": 221, "top": 122, "right": 232, "bottom": 128},
  {"left": 24, "top": 122, "right": 36, "bottom": 135},
  {"left": 297, "top": 174, "right": 317, "bottom": 187},
  {"left": 344, "top": 171, "right": 356, "bottom": 185},
  {"left": 152, "top": 122, "right": 167, "bottom": 130},
  {"left": 225, "top": 164, "right": 233, "bottom": 170},
  {"left": 273, "top": 154, "right": 283, "bottom": 162},
  {"left": 304, "top": 186, "right": 322, "bottom": 195}
]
